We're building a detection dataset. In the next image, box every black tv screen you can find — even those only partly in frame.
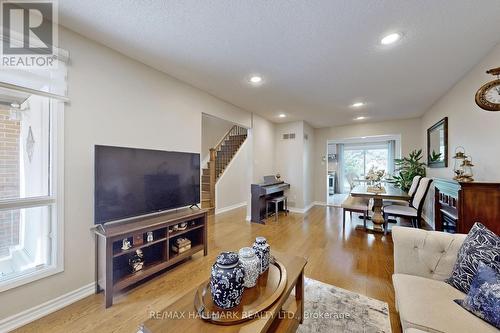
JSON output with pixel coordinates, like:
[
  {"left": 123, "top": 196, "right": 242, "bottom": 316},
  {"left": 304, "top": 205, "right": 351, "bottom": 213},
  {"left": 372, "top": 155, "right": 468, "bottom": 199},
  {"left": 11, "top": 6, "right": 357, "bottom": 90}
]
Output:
[{"left": 94, "top": 145, "right": 200, "bottom": 224}]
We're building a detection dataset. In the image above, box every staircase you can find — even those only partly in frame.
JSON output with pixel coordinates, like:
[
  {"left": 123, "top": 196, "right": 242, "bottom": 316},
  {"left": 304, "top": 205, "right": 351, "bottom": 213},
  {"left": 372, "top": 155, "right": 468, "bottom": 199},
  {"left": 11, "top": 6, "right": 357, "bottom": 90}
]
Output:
[{"left": 201, "top": 125, "right": 248, "bottom": 214}]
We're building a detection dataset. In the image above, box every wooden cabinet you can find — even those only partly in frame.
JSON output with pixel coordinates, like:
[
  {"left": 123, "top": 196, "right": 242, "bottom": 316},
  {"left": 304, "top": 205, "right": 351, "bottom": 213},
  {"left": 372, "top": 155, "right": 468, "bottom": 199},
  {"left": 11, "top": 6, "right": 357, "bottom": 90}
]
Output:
[
  {"left": 94, "top": 208, "right": 208, "bottom": 307},
  {"left": 434, "top": 179, "right": 500, "bottom": 235}
]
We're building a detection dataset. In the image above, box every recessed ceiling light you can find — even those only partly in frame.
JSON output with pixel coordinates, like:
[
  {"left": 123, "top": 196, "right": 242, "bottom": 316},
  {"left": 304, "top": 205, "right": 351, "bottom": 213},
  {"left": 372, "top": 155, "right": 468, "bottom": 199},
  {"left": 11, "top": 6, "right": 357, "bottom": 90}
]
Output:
[
  {"left": 10, "top": 102, "right": 20, "bottom": 108},
  {"left": 278, "top": 113, "right": 286, "bottom": 118},
  {"left": 380, "top": 33, "right": 401, "bottom": 45},
  {"left": 354, "top": 116, "right": 367, "bottom": 120},
  {"left": 351, "top": 102, "right": 365, "bottom": 108},
  {"left": 249, "top": 75, "right": 263, "bottom": 84}
]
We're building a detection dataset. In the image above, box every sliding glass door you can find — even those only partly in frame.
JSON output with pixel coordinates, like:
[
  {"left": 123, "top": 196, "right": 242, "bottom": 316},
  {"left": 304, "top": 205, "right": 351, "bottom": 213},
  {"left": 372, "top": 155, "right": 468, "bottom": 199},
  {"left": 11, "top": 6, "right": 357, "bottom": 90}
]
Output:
[{"left": 340, "top": 141, "right": 394, "bottom": 193}]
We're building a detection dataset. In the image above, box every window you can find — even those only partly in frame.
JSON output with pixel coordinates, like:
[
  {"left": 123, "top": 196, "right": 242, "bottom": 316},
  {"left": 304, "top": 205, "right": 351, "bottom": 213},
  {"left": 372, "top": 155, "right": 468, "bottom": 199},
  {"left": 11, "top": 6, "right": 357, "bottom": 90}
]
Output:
[{"left": 0, "top": 93, "right": 64, "bottom": 291}]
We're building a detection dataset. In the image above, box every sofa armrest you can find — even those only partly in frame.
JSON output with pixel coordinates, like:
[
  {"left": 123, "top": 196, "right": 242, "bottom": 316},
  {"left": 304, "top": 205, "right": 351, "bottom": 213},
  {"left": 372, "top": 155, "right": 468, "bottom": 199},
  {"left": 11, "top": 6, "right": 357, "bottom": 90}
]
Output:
[{"left": 392, "top": 226, "right": 466, "bottom": 281}]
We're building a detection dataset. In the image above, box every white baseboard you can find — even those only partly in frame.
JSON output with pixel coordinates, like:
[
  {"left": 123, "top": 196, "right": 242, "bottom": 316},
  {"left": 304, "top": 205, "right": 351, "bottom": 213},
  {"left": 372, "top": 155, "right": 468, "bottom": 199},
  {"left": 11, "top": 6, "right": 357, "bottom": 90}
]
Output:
[
  {"left": 215, "top": 202, "right": 247, "bottom": 215},
  {"left": 245, "top": 202, "right": 324, "bottom": 220},
  {"left": 288, "top": 202, "right": 317, "bottom": 214},
  {"left": 0, "top": 282, "right": 95, "bottom": 332}
]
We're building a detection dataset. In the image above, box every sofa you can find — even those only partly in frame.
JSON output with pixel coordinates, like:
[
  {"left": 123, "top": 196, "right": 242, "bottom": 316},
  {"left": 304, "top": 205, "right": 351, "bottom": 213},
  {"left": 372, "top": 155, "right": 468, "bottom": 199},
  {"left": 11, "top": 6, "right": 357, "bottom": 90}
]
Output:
[{"left": 392, "top": 226, "right": 497, "bottom": 333}]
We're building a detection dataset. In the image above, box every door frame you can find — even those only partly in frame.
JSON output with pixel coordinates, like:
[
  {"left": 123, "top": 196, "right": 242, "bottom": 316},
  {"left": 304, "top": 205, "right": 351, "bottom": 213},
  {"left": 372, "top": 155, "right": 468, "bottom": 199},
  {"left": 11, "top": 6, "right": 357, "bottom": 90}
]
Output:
[{"left": 324, "top": 134, "right": 402, "bottom": 206}]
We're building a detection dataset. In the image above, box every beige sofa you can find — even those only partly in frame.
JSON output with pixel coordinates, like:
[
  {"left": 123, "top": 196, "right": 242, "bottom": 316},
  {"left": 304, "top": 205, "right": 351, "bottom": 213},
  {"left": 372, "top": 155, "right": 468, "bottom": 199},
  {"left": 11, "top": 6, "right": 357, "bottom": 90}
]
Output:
[{"left": 392, "top": 226, "right": 497, "bottom": 333}]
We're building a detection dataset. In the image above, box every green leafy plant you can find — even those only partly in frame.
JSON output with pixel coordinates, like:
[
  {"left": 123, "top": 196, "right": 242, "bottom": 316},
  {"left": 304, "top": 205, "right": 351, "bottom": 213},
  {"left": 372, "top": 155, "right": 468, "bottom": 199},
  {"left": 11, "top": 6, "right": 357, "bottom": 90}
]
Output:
[
  {"left": 429, "top": 150, "right": 442, "bottom": 162},
  {"left": 394, "top": 149, "right": 426, "bottom": 192}
]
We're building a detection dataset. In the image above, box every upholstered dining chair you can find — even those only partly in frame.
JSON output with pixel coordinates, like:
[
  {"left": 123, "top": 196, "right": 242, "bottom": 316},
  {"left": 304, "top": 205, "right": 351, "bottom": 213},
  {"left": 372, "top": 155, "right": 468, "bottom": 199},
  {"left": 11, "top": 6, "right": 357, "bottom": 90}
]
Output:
[
  {"left": 382, "top": 177, "right": 433, "bottom": 234},
  {"left": 341, "top": 195, "right": 370, "bottom": 229},
  {"left": 384, "top": 175, "right": 422, "bottom": 207},
  {"left": 345, "top": 172, "right": 359, "bottom": 191}
]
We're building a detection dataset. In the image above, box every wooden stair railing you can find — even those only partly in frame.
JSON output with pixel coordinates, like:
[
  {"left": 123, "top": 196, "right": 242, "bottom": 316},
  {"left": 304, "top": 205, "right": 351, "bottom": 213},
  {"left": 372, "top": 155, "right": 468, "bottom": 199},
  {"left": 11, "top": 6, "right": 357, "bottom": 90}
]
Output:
[{"left": 201, "top": 125, "right": 248, "bottom": 213}]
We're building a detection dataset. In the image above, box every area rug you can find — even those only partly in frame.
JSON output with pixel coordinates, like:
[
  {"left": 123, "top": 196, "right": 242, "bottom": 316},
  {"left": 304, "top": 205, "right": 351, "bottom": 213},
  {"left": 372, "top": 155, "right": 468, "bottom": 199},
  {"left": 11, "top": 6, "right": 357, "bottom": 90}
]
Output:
[{"left": 297, "top": 278, "right": 392, "bottom": 333}]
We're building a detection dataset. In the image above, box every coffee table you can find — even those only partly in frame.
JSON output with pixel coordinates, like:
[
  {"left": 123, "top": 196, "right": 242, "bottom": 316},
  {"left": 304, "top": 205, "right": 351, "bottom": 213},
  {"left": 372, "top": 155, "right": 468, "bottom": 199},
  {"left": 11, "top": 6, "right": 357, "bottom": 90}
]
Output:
[{"left": 139, "top": 254, "right": 307, "bottom": 333}]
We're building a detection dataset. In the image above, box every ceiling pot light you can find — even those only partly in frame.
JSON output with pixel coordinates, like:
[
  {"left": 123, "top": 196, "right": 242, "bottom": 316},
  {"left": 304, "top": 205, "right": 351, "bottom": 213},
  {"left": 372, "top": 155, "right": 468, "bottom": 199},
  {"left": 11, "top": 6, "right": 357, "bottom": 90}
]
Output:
[
  {"left": 380, "top": 33, "right": 401, "bottom": 45},
  {"left": 351, "top": 102, "right": 365, "bottom": 108},
  {"left": 354, "top": 116, "right": 367, "bottom": 120},
  {"left": 249, "top": 75, "right": 263, "bottom": 85},
  {"left": 278, "top": 113, "right": 286, "bottom": 118}
]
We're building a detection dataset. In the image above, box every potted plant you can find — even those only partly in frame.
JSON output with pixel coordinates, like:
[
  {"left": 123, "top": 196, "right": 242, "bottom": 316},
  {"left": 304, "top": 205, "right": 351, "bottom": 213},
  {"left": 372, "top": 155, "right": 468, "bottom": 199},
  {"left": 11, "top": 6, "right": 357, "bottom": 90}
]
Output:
[{"left": 394, "top": 149, "right": 426, "bottom": 192}]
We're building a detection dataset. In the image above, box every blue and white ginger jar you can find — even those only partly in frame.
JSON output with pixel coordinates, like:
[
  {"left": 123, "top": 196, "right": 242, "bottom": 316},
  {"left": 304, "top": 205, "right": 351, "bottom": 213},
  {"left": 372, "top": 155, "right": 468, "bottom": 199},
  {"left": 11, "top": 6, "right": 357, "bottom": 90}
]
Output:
[
  {"left": 252, "top": 237, "right": 271, "bottom": 274},
  {"left": 210, "top": 251, "right": 245, "bottom": 309}
]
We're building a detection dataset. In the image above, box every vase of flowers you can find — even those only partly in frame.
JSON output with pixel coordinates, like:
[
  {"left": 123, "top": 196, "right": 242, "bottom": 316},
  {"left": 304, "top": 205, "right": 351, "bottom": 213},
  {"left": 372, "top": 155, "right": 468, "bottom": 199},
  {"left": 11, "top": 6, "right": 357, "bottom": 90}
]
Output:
[{"left": 366, "top": 166, "right": 385, "bottom": 189}]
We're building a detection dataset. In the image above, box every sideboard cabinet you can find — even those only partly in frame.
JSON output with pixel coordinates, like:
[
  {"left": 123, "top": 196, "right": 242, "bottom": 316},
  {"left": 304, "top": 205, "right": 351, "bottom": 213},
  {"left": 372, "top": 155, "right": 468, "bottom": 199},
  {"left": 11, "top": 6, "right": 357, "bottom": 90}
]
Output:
[{"left": 434, "top": 179, "right": 500, "bottom": 235}]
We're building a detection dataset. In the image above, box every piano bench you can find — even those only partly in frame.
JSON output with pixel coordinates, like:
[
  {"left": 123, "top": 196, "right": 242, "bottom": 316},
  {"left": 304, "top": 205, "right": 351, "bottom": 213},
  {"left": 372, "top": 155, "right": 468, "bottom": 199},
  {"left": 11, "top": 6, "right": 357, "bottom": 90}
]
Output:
[{"left": 265, "top": 196, "right": 288, "bottom": 221}]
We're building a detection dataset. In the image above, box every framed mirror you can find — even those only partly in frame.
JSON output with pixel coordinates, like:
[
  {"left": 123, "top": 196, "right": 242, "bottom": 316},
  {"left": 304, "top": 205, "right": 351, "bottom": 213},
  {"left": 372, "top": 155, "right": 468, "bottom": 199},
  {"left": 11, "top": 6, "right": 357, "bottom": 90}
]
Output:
[{"left": 427, "top": 117, "right": 448, "bottom": 168}]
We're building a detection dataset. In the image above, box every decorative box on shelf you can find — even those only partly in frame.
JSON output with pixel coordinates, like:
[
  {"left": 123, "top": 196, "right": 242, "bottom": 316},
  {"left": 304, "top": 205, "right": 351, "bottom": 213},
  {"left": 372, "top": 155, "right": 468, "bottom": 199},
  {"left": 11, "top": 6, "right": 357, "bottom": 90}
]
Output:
[
  {"left": 172, "top": 237, "right": 191, "bottom": 254},
  {"left": 133, "top": 234, "right": 144, "bottom": 246}
]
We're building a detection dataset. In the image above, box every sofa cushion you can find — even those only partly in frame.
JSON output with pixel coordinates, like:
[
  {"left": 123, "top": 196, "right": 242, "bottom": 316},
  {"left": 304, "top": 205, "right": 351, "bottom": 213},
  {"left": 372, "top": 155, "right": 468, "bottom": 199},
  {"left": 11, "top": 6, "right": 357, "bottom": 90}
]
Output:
[
  {"left": 392, "top": 226, "right": 466, "bottom": 281},
  {"left": 455, "top": 262, "right": 500, "bottom": 329},
  {"left": 393, "top": 273, "right": 498, "bottom": 333},
  {"left": 446, "top": 222, "right": 500, "bottom": 293}
]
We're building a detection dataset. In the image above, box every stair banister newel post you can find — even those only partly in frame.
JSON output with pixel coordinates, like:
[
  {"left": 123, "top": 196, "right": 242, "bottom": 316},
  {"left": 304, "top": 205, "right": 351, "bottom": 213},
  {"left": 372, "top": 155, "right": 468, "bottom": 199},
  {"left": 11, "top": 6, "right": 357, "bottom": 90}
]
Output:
[{"left": 209, "top": 148, "right": 217, "bottom": 209}]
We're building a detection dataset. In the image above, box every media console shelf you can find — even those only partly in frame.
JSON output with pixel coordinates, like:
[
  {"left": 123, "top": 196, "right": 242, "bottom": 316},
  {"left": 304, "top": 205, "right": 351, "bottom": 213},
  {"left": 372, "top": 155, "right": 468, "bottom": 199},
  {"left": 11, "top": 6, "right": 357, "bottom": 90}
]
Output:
[{"left": 94, "top": 207, "right": 208, "bottom": 307}]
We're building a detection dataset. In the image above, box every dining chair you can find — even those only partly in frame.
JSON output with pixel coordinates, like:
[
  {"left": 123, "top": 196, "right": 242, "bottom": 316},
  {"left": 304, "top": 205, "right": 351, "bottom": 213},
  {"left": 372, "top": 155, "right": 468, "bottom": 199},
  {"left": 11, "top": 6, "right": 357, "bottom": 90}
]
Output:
[
  {"left": 341, "top": 195, "right": 370, "bottom": 229},
  {"left": 382, "top": 177, "right": 433, "bottom": 233},
  {"left": 345, "top": 172, "right": 358, "bottom": 191},
  {"left": 383, "top": 175, "right": 422, "bottom": 207}
]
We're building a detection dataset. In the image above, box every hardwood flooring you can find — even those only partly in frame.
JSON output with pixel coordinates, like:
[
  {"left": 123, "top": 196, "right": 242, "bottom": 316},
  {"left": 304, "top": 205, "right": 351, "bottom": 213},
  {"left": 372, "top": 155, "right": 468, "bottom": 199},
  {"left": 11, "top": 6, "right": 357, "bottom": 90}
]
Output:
[{"left": 14, "top": 206, "right": 405, "bottom": 333}]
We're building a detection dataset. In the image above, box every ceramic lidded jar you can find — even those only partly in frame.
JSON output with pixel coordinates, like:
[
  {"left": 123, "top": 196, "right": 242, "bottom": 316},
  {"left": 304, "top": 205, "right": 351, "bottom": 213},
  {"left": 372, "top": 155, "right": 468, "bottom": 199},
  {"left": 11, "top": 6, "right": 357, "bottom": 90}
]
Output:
[
  {"left": 210, "top": 251, "right": 245, "bottom": 309},
  {"left": 252, "top": 237, "right": 271, "bottom": 274},
  {"left": 238, "top": 247, "right": 261, "bottom": 288}
]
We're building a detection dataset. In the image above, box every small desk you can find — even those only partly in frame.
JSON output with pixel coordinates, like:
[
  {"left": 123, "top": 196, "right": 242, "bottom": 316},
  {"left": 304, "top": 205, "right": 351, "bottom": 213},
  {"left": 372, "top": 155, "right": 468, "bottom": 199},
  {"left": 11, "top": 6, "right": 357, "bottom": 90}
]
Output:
[
  {"left": 140, "top": 254, "right": 307, "bottom": 333},
  {"left": 351, "top": 185, "right": 409, "bottom": 233}
]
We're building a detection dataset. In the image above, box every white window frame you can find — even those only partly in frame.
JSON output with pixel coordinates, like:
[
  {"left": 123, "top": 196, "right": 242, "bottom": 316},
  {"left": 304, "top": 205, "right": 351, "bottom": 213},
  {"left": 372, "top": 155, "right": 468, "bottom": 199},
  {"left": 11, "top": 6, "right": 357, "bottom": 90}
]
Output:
[{"left": 0, "top": 98, "right": 64, "bottom": 292}]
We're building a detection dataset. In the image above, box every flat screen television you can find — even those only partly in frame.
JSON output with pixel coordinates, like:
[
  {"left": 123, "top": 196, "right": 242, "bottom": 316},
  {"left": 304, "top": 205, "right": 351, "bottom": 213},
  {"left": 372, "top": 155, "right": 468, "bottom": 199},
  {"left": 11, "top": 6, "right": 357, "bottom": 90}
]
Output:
[{"left": 94, "top": 145, "right": 200, "bottom": 225}]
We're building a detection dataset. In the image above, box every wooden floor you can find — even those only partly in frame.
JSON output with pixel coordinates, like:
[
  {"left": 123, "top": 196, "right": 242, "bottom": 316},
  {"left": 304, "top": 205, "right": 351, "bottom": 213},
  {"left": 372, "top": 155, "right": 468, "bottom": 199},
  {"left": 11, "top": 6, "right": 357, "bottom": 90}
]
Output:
[{"left": 15, "top": 206, "right": 406, "bottom": 333}]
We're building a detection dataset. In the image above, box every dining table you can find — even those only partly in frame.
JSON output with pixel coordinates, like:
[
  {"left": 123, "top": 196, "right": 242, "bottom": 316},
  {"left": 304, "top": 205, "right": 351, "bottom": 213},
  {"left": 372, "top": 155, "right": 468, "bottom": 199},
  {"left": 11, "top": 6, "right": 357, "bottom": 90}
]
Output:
[{"left": 350, "top": 184, "right": 410, "bottom": 234}]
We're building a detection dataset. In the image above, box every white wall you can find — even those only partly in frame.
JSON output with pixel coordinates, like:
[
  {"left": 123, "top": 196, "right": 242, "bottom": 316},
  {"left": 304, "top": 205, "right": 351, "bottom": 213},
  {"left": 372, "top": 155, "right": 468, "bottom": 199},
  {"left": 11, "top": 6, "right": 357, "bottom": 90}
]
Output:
[
  {"left": 313, "top": 118, "right": 422, "bottom": 203},
  {"left": 0, "top": 26, "right": 256, "bottom": 321},
  {"left": 422, "top": 44, "right": 500, "bottom": 181},
  {"left": 215, "top": 139, "right": 250, "bottom": 212},
  {"left": 275, "top": 121, "right": 305, "bottom": 209},
  {"left": 421, "top": 43, "right": 500, "bottom": 226},
  {"left": 251, "top": 114, "right": 276, "bottom": 183},
  {"left": 303, "top": 122, "right": 315, "bottom": 208},
  {"left": 245, "top": 114, "right": 277, "bottom": 219}
]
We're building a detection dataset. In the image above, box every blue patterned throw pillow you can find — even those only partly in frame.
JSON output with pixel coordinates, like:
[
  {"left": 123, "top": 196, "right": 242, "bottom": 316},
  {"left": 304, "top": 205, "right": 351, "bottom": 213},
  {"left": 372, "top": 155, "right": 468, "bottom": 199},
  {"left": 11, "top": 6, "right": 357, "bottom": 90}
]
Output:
[
  {"left": 446, "top": 222, "right": 500, "bottom": 293},
  {"left": 455, "top": 262, "right": 500, "bottom": 329}
]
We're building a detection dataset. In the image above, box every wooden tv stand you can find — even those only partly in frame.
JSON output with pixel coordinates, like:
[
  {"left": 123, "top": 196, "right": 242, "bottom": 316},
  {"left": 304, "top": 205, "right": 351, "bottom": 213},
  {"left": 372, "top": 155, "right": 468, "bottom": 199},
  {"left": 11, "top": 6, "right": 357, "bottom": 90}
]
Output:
[{"left": 94, "top": 207, "right": 208, "bottom": 307}]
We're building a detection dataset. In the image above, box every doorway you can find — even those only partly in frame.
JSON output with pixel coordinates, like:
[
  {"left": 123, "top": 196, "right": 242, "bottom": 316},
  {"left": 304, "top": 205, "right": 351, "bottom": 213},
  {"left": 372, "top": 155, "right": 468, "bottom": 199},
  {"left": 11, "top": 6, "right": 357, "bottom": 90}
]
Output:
[{"left": 326, "top": 135, "right": 400, "bottom": 206}]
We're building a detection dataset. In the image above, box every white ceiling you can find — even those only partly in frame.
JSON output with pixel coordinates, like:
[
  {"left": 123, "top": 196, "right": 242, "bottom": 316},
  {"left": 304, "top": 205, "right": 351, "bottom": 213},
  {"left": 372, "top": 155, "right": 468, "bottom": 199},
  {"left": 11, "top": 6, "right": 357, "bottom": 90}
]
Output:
[{"left": 58, "top": 1, "right": 500, "bottom": 128}]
